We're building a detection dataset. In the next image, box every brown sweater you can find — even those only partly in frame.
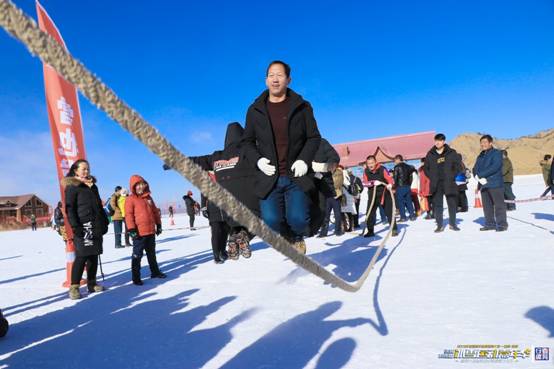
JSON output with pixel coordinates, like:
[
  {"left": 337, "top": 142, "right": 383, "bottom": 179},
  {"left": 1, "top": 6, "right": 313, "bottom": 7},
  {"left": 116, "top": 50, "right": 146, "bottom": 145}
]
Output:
[{"left": 267, "top": 99, "right": 289, "bottom": 175}]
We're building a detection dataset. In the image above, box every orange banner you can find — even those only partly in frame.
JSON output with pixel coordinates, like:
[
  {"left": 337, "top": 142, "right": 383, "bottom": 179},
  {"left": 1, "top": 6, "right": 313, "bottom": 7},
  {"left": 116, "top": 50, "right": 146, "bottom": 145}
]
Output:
[{"left": 36, "top": 1, "right": 87, "bottom": 287}]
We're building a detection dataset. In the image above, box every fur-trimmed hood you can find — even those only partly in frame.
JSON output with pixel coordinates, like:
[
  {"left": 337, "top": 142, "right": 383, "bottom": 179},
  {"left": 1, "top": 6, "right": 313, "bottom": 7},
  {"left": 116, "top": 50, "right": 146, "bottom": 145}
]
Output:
[{"left": 61, "top": 176, "right": 97, "bottom": 188}]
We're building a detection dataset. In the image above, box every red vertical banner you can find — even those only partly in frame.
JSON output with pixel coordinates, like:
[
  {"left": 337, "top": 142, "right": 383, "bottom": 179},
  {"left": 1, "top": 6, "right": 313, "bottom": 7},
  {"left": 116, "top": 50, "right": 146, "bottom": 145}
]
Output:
[{"left": 36, "top": 1, "right": 87, "bottom": 287}]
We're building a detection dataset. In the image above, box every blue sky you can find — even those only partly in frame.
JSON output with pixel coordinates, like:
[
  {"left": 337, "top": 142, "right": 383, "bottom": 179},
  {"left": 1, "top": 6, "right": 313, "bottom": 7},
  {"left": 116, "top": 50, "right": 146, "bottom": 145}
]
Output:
[{"left": 1, "top": 0, "right": 554, "bottom": 207}]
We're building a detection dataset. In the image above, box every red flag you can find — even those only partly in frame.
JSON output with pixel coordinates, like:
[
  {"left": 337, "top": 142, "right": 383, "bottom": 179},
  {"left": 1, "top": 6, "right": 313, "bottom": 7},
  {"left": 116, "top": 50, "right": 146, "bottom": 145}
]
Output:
[{"left": 36, "top": 1, "right": 87, "bottom": 287}]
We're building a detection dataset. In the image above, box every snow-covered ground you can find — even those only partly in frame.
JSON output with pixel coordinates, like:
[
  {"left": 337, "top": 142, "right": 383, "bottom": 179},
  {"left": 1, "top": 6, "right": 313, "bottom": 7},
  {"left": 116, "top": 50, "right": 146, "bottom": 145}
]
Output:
[{"left": 0, "top": 175, "right": 553, "bottom": 369}]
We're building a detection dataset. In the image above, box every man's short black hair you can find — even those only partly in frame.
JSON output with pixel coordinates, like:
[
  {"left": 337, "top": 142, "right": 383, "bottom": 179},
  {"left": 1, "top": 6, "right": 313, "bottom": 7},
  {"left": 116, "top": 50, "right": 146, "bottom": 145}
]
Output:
[
  {"left": 544, "top": 154, "right": 552, "bottom": 160},
  {"left": 480, "top": 134, "right": 493, "bottom": 143},
  {"left": 434, "top": 133, "right": 446, "bottom": 141},
  {"left": 394, "top": 154, "right": 404, "bottom": 161},
  {"left": 115, "top": 186, "right": 122, "bottom": 192},
  {"left": 366, "top": 155, "right": 376, "bottom": 161},
  {"left": 266, "top": 60, "right": 291, "bottom": 78}
]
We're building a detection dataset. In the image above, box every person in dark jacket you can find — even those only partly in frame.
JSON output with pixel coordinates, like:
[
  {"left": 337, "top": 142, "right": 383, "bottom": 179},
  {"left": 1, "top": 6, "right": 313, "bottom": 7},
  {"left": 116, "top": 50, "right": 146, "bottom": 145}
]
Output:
[
  {"left": 182, "top": 191, "right": 198, "bottom": 230},
  {"left": 473, "top": 135, "right": 508, "bottom": 231},
  {"left": 393, "top": 154, "right": 416, "bottom": 222},
  {"left": 502, "top": 150, "right": 516, "bottom": 211},
  {"left": 63, "top": 159, "right": 109, "bottom": 300},
  {"left": 361, "top": 155, "right": 399, "bottom": 238},
  {"left": 241, "top": 61, "right": 321, "bottom": 255},
  {"left": 424, "top": 133, "right": 463, "bottom": 232},
  {"left": 312, "top": 138, "right": 342, "bottom": 237},
  {"left": 189, "top": 122, "right": 259, "bottom": 262}
]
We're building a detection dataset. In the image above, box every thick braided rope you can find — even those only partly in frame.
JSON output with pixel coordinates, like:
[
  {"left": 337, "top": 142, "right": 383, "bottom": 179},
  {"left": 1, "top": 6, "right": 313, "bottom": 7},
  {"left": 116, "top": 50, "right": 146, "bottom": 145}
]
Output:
[
  {"left": 504, "top": 195, "right": 554, "bottom": 204},
  {"left": 0, "top": 0, "right": 394, "bottom": 292}
]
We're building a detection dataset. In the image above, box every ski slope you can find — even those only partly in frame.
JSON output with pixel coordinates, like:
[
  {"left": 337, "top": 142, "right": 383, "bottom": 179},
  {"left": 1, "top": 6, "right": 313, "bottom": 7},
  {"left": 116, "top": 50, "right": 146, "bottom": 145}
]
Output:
[{"left": 0, "top": 175, "right": 553, "bottom": 369}]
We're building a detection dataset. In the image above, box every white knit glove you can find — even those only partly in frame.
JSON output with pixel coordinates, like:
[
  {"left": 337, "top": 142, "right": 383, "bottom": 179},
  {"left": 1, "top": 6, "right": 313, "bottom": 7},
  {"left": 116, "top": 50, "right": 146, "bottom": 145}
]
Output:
[
  {"left": 257, "top": 157, "right": 276, "bottom": 176},
  {"left": 311, "top": 161, "right": 329, "bottom": 173},
  {"left": 386, "top": 183, "right": 393, "bottom": 190},
  {"left": 478, "top": 177, "right": 488, "bottom": 185},
  {"left": 373, "top": 180, "right": 384, "bottom": 187},
  {"left": 291, "top": 160, "right": 308, "bottom": 177}
]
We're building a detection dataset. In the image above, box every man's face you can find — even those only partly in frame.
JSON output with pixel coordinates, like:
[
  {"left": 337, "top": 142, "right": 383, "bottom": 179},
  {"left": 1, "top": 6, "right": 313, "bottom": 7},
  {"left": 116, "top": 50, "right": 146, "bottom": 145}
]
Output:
[
  {"left": 434, "top": 140, "right": 445, "bottom": 150},
  {"left": 266, "top": 63, "right": 290, "bottom": 98},
  {"left": 366, "top": 159, "right": 376, "bottom": 170},
  {"left": 480, "top": 139, "right": 492, "bottom": 151},
  {"left": 394, "top": 158, "right": 401, "bottom": 165}
]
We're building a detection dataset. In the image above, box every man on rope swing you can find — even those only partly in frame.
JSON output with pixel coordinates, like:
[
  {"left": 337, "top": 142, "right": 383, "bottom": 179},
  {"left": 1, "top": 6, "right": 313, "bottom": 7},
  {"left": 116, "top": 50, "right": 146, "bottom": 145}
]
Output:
[{"left": 242, "top": 61, "right": 321, "bottom": 255}]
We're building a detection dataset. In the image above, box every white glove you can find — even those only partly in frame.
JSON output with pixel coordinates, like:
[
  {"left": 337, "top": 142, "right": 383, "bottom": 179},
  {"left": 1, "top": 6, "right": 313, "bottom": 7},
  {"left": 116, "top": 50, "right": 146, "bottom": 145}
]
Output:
[
  {"left": 386, "top": 183, "right": 393, "bottom": 190},
  {"left": 373, "top": 180, "right": 384, "bottom": 187},
  {"left": 257, "top": 157, "right": 276, "bottom": 176},
  {"left": 291, "top": 160, "right": 308, "bottom": 177},
  {"left": 311, "top": 161, "right": 329, "bottom": 173},
  {"left": 314, "top": 172, "right": 323, "bottom": 179},
  {"left": 478, "top": 177, "right": 488, "bottom": 185}
]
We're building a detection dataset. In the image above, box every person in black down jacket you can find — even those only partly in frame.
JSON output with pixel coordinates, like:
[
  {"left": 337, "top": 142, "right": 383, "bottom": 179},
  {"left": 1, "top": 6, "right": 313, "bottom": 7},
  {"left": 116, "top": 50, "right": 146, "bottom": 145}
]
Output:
[
  {"left": 63, "top": 159, "right": 109, "bottom": 300},
  {"left": 241, "top": 61, "right": 321, "bottom": 255},
  {"left": 182, "top": 191, "right": 198, "bottom": 230},
  {"left": 393, "top": 154, "right": 417, "bottom": 222},
  {"left": 187, "top": 122, "right": 259, "bottom": 262},
  {"left": 424, "top": 133, "right": 463, "bottom": 233}
]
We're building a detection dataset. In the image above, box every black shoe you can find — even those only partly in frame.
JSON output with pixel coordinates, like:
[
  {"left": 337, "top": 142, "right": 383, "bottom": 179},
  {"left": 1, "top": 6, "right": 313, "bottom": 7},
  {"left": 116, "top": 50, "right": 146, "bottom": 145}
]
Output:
[
  {"left": 335, "top": 231, "right": 344, "bottom": 236},
  {"left": 409, "top": 216, "right": 417, "bottom": 221},
  {"left": 434, "top": 226, "right": 444, "bottom": 233},
  {"left": 317, "top": 234, "right": 327, "bottom": 238},
  {"left": 398, "top": 218, "right": 408, "bottom": 223},
  {"left": 125, "top": 243, "right": 132, "bottom": 247},
  {"left": 480, "top": 226, "right": 496, "bottom": 231},
  {"left": 214, "top": 259, "right": 224, "bottom": 264},
  {"left": 496, "top": 227, "right": 508, "bottom": 232},
  {"left": 133, "top": 279, "right": 144, "bottom": 286},
  {"left": 449, "top": 225, "right": 460, "bottom": 231},
  {"left": 151, "top": 272, "right": 167, "bottom": 279},
  {"left": 363, "top": 231, "right": 375, "bottom": 238},
  {"left": 425, "top": 214, "right": 433, "bottom": 220},
  {"left": 219, "top": 251, "right": 229, "bottom": 262},
  {"left": 391, "top": 229, "right": 399, "bottom": 237},
  {"left": 115, "top": 245, "right": 125, "bottom": 249}
]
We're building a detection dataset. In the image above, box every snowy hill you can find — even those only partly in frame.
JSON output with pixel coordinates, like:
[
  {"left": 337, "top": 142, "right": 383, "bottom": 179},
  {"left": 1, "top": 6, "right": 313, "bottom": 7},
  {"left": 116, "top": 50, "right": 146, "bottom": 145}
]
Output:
[{"left": 0, "top": 175, "right": 553, "bottom": 369}]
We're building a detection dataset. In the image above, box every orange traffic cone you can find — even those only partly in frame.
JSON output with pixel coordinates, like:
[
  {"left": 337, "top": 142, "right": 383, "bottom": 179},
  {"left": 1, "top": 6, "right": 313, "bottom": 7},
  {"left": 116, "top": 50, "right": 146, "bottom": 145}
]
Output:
[{"left": 474, "top": 190, "right": 483, "bottom": 208}]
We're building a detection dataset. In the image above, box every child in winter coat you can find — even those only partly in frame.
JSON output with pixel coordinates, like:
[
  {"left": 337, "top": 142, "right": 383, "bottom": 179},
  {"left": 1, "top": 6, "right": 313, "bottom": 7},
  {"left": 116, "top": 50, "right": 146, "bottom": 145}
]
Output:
[{"left": 125, "top": 175, "right": 166, "bottom": 285}]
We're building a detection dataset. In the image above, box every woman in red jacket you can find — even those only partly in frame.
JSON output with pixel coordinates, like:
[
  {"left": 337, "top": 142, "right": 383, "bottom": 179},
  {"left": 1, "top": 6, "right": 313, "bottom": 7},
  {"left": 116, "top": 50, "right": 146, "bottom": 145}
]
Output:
[
  {"left": 125, "top": 175, "right": 166, "bottom": 285},
  {"left": 418, "top": 158, "right": 433, "bottom": 220}
]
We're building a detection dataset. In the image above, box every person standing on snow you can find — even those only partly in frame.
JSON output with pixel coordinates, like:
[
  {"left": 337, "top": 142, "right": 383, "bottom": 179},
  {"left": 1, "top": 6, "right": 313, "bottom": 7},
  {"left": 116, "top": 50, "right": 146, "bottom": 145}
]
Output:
[
  {"left": 182, "top": 191, "right": 198, "bottom": 230},
  {"left": 312, "top": 138, "right": 342, "bottom": 238},
  {"left": 540, "top": 154, "right": 553, "bottom": 197},
  {"left": 473, "top": 134, "right": 508, "bottom": 232},
  {"left": 63, "top": 159, "right": 109, "bottom": 300},
  {"left": 340, "top": 166, "right": 357, "bottom": 233},
  {"left": 362, "top": 155, "right": 399, "bottom": 238},
  {"left": 424, "top": 133, "right": 463, "bottom": 233},
  {"left": 53, "top": 201, "right": 68, "bottom": 242},
  {"left": 418, "top": 158, "right": 433, "bottom": 220},
  {"left": 455, "top": 161, "right": 470, "bottom": 213},
  {"left": 117, "top": 188, "right": 132, "bottom": 246},
  {"left": 109, "top": 186, "right": 125, "bottom": 248},
  {"left": 125, "top": 175, "right": 166, "bottom": 285},
  {"left": 241, "top": 60, "right": 321, "bottom": 255},
  {"left": 393, "top": 154, "right": 417, "bottom": 222},
  {"left": 502, "top": 150, "right": 516, "bottom": 211}
]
